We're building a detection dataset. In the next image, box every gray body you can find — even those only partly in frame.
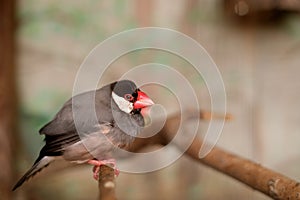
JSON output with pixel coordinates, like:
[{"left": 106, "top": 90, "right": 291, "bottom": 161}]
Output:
[{"left": 13, "top": 81, "right": 144, "bottom": 190}]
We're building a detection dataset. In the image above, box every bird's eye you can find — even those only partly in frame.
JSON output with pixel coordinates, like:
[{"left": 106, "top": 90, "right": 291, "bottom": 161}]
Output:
[{"left": 124, "top": 94, "right": 133, "bottom": 101}]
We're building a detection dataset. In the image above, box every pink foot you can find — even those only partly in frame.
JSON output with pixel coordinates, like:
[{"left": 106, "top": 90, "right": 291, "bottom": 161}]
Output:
[{"left": 88, "top": 159, "right": 119, "bottom": 180}]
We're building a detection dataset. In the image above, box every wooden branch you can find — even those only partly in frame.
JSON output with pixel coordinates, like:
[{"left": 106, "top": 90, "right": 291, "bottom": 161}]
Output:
[
  {"left": 98, "top": 165, "right": 117, "bottom": 200},
  {"left": 128, "top": 113, "right": 300, "bottom": 200},
  {"left": 185, "top": 139, "right": 300, "bottom": 200}
]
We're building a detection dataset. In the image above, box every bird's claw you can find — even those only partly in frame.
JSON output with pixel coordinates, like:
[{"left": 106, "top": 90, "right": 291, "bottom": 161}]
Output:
[{"left": 88, "top": 159, "right": 119, "bottom": 180}]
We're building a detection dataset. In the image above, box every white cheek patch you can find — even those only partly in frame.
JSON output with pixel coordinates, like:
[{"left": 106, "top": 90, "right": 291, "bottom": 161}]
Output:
[{"left": 112, "top": 92, "right": 133, "bottom": 114}]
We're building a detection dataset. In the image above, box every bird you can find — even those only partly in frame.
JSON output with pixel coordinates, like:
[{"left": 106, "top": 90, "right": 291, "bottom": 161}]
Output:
[{"left": 13, "top": 80, "right": 154, "bottom": 191}]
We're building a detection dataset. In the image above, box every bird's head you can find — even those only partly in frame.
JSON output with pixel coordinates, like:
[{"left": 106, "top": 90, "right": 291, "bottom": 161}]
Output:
[{"left": 111, "top": 80, "right": 154, "bottom": 114}]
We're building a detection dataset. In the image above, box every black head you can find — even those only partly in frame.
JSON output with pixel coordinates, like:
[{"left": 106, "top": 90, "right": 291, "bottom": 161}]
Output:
[
  {"left": 111, "top": 80, "right": 138, "bottom": 102},
  {"left": 111, "top": 80, "right": 154, "bottom": 114}
]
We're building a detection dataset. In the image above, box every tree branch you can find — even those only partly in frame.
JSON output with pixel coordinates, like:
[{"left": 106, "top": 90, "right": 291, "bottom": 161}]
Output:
[
  {"left": 128, "top": 112, "right": 300, "bottom": 200},
  {"left": 98, "top": 165, "right": 117, "bottom": 200}
]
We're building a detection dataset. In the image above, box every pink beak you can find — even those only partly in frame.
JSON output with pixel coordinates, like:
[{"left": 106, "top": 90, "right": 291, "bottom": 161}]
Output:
[{"left": 133, "top": 91, "right": 154, "bottom": 109}]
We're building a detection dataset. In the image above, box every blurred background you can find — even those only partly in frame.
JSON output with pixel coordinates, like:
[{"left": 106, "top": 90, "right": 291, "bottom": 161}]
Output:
[{"left": 1, "top": 0, "right": 300, "bottom": 199}]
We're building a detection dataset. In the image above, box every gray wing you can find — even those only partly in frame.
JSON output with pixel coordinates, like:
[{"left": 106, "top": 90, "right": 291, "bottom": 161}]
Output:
[
  {"left": 38, "top": 86, "right": 113, "bottom": 157},
  {"left": 39, "top": 85, "right": 112, "bottom": 136},
  {"left": 40, "top": 122, "right": 114, "bottom": 159}
]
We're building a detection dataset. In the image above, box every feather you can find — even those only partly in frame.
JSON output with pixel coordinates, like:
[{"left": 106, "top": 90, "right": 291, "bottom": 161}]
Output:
[{"left": 12, "top": 156, "right": 55, "bottom": 191}]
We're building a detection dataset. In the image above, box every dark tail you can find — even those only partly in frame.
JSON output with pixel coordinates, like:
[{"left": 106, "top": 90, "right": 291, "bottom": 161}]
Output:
[{"left": 12, "top": 156, "right": 55, "bottom": 191}]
